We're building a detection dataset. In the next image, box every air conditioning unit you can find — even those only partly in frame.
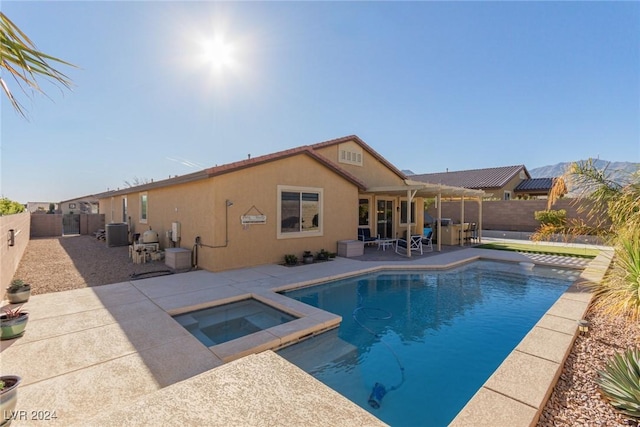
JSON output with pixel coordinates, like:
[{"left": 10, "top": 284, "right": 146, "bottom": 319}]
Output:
[{"left": 106, "top": 223, "right": 128, "bottom": 247}]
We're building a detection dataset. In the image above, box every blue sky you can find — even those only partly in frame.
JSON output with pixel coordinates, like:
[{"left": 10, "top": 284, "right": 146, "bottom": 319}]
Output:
[{"left": 2, "top": 1, "right": 639, "bottom": 203}]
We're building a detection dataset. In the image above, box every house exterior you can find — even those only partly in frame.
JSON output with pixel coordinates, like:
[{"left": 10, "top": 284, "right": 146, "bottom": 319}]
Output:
[
  {"left": 59, "top": 196, "right": 99, "bottom": 215},
  {"left": 27, "top": 202, "right": 57, "bottom": 214},
  {"left": 410, "top": 165, "right": 561, "bottom": 200},
  {"left": 96, "top": 135, "right": 483, "bottom": 272}
]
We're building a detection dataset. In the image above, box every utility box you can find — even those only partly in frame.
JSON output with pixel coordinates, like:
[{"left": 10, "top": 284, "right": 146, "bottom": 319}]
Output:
[
  {"left": 337, "top": 240, "right": 364, "bottom": 258},
  {"left": 165, "top": 248, "right": 191, "bottom": 270}
]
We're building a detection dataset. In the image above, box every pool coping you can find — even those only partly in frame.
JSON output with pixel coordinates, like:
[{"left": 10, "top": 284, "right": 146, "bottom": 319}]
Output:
[
  {"left": 1, "top": 246, "right": 612, "bottom": 426},
  {"left": 451, "top": 248, "right": 613, "bottom": 426},
  {"left": 163, "top": 247, "right": 610, "bottom": 425}
]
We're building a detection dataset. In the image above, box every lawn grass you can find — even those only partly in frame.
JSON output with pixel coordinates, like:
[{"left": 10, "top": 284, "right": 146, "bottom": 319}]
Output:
[{"left": 476, "top": 242, "right": 599, "bottom": 258}]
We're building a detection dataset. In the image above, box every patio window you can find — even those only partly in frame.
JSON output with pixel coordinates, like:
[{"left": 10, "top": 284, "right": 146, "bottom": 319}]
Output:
[
  {"left": 278, "top": 186, "right": 322, "bottom": 238},
  {"left": 400, "top": 200, "right": 416, "bottom": 225},
  {"left": 359, "top": 198, "right": 370, "bottom": 226},
  {"left": 140, "top": 193, "right": 148, "bottom": 223}
]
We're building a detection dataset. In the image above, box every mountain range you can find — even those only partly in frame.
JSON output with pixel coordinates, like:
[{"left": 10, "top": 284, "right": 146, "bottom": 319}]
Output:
[{"left": 529, "top": 160, "right": 638, "bottom": 185}]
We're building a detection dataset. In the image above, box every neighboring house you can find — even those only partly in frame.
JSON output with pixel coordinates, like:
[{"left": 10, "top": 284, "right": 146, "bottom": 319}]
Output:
[
  {"left": 27, "top": 202, "right": 57, "bottom": 213},
  {"left": 95, "top": 135, "right": 483, "bottom": 272},
  {"left": 410, "top": 165, "right": 562, "bottom": 200},
  {"left": 59, "top": 196, "right": 99, "bottom": 215}
]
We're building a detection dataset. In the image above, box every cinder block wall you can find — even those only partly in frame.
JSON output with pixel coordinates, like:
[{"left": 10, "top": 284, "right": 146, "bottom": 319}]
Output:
[
  {"left": 80, "top": 214, "right": 105, "bottom": 235},
  {"left": 427, "top": 199, "right": 605, "bottom": 232},
  {"left": 30, "top": 213, "right": 63, "bottom": 237},
  {"left": 1, "top": 211, "right": 30, "bottom": 290}
]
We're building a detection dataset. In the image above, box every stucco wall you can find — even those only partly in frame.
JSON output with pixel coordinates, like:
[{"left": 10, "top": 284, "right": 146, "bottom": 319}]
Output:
[
  {"left": 427, "top": 199, "right": 604, "bottom": 232},
  {"left": 314, "top": 140, "right": 406, "bottom": 188},
  {"left": 1, "top": 211, "right": 30, "bottom": 290},
  {"left": 100, "top": 153, "right": 361, "bottom": 272}
]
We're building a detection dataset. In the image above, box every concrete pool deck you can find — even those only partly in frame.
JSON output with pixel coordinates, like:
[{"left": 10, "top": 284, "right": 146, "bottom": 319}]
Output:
[{"left": 1, "top": 246, "right": 612, "bottom": 426}]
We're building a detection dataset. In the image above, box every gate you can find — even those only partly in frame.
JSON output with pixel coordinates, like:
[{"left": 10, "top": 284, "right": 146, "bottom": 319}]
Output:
[{"left": 63, "top": 214, "right": 80, "bottom": 235}]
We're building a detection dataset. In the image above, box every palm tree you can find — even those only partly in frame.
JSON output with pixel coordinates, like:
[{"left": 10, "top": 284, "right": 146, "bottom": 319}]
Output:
[
  {"left": 0, "top": 12, "right": 75, "bottom": 118},
  {"left": 549, "top": 159, "right": 640, "bottom": 320}
]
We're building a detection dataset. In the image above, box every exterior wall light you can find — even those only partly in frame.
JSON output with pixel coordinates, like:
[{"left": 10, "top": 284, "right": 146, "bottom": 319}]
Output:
[{"left": 578, "top": 319, "right": 590, "bottom": 335}]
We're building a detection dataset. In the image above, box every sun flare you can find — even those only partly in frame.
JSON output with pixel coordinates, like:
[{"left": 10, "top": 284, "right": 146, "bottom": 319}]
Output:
[{"left": 198, "top": 36, "right": 236, "bottom": 72}]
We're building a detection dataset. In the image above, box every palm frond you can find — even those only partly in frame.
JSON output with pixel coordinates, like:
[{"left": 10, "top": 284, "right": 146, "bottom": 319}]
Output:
[{"left": 0, "top": 12, "right": 76, "bottom": 118}]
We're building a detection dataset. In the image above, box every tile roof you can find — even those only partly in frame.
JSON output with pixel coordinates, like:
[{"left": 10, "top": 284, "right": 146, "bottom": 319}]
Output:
[
  {"left": 410, "top": 165, "right": 529, "bottom": 189},
  {"left": 95, "top": 136, "right": 377, "bottom": 198}
]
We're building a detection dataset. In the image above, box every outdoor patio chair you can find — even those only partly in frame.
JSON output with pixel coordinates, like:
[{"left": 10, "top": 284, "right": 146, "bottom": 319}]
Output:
[
  {"left": 422, "top": 229, "right": 434, "bottom": 252},
  {"left": 358, "top": 227, "right": 378, "bottom": 245},
  {"left": 395, "top": 234, "right": 423, "bottom": 255}
]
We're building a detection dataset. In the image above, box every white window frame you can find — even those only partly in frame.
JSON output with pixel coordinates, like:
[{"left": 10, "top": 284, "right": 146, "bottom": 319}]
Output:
[
  {"left": 277, "top": 185, "right": 323, "bottom": 239},
  {"left": 504, "top": 191, "right": 512, "bottom": 201},
  {"left": 140, "top": 192, "right": 148, "bottom": 223},
  {"left": 122, "top": 196, "right": 128, "bottom": 223},
  {"left": 399, "top": 199, "right": 417, "bottom": 225},
  {"left": 359, "top": 197, "right": 371, "bottom": 226}
]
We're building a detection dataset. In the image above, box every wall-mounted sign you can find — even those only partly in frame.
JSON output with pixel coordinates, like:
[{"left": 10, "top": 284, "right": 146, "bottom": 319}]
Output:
[{"left": 241, "top": 214, "right": 267, "bottom": 225}]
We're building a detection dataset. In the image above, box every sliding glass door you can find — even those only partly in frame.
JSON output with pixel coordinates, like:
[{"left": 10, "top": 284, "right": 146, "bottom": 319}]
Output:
[{"left": 376, "top": 199, "right": 393, "bottom": 239}]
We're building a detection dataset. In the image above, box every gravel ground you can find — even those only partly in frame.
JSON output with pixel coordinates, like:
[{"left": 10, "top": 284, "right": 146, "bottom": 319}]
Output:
[
  {"left": 8, "top": 235, "right": 640, "bottom": 425},
  {"left": 11, "top": 235, "right": 171, "bottom": 295}
]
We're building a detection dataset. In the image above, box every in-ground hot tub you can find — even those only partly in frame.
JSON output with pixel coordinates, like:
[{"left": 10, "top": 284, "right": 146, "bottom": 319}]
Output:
[{"left": 173, "top": 299, "right": 298, "bottom": 347}]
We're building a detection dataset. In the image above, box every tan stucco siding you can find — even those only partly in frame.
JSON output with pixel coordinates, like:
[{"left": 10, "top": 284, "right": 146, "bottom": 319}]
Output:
[
  {"left": 197, "top": 154, "right": 358, "bottom": 271},
  {"left": 314, "top": 140, "right": 405, "bottom": 188},
  {"left": 99, "top": 153, "right": 360, "bottom": 272}
]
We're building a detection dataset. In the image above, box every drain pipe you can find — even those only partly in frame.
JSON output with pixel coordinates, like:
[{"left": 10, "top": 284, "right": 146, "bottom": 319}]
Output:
[
  {"left": 193, "top": 239, "right": 198, "bottom": 269},
  {"left": 193, "top": 200, "right": 233, "bottom": 268}
]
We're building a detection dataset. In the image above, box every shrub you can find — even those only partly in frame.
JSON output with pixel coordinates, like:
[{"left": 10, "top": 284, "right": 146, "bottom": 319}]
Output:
[
  {"left": 0, "top": 197, "right": 25, "bottom": 215},
  {"left": 589, "top": 235, "right": 640, "bottom": 321},
  {"left": 284, "top": 254, "right": 297, "bottom": 266},
  {"left": 597, "top": 347, "right": 640, "bottom": 418},
  {"left": 534, "top": 209, "right": 566, "bottom": 227}
]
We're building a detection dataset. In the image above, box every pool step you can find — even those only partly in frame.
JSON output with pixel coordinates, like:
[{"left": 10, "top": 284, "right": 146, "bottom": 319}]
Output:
[{"left": 278, "top": 329, "right": 358, "bottom": 372}]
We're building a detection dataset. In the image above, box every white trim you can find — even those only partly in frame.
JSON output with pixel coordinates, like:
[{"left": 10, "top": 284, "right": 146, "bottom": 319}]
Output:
[
  {"left": 399, "top": 199, "right": 416, "bottom": 225},
  {"left": 277, "top": 185, "right": 323, "bottom": 239},
  {"left": 140, "top": 192, "right": 148, "bottom": 224}
]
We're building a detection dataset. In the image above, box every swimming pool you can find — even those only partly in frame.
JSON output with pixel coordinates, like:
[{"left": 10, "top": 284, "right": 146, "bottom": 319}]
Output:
[{"left": 278, "top": 260, "right": 579, "bottom": 426}]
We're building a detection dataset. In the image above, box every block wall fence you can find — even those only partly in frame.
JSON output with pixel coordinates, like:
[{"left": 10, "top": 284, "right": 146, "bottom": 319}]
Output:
[
  {"left": 1, "top": 211, "right": 30, "bottom": 290},
  {"left": 426, "top": 199, "right": 605, "bottom": 232}
]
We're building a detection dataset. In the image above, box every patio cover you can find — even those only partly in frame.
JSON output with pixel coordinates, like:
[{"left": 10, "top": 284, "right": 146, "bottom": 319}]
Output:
[{"left": 363, "top": 179, "right": 485, "bottom": 256}]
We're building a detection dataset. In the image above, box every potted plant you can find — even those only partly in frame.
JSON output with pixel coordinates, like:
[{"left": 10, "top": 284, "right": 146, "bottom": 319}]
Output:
[
  {"left": 316, "top": 249, "right": 329, "bottom": 261},
  {"left": 1, "top": 306, "right": 28, "bottom": 340},
  {"left": 302, "top": 251, "right": 314, "bottom": 264},
  {"left": 0, "top": 375, "right": 22, "bottom": 426},
  {"left": 284, "top": 254, "right": 298, "bottom": 266},
  {"left": 6, "top": 280, "right": 30, "bottom": 304}
]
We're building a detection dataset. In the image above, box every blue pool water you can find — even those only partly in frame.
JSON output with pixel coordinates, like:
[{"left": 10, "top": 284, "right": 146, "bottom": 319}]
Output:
[{"left": 278, "top": 261, "right": 579, "bottom": 426}]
